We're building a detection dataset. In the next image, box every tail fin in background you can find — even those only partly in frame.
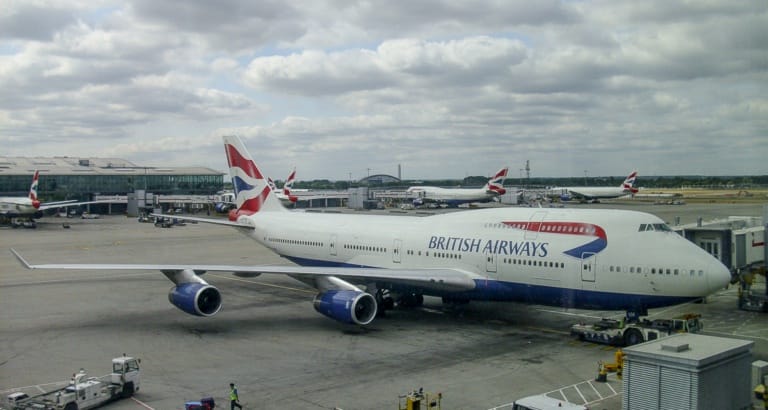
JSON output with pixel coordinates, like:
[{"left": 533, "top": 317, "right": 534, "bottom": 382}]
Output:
[
  {"left": 622, "top": 170, "right": 639, "bottom": 194},
  {"left": 222, "top": 136, "right": 286, "bottom": 220},
  {"left": 485, "top": 167, "right": 509, "bottom": 195},
  {"left": 29, "top": 170, "right": 39, "bottom": 200},
  {"left": 267, "top": 177, "right": 278, "bottom": 193},
  {"left": 29, "top": 170, "right": 41, "bottom": 208},
  {"left": 283, "top": 168, "right": 296, "bottom": 196}
]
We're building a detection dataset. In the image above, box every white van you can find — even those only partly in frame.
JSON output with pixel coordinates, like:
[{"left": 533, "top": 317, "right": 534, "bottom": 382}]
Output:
[{"left": 512, "top": 394, "right": 588, "bottom": 410}]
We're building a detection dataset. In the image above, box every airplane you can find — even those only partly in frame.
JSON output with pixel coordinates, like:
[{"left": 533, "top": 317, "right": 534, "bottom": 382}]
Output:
[
  {"left": 12, "top": 137, "right": 730, "bottom": 329},
  {"left": 215, "top": 169, "right": 298, "bottom": 212},
  {"left": 0, "top": 170, "right": 102, "bottom": 227},
  {"left": 269, "top": 168, "right": 298, "bottom": 205},
  {"left": 547, "top": 171, "right": 639, "bottom": 202},
  {"left": 406, "top": 167, "right": 509, "bottom": 207}
]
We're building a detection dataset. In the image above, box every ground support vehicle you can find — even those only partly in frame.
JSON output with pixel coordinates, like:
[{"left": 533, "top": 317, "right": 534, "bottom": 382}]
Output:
[
  {"left": 5, "top": 356, "right": 140, "bottom": 410},
  {"left": 570, "top": 314, "right": 702, "bottom": 346},
  {"left": 398, "top": 388, "right": 441, "bottom": 410},
  {"left": 738, "top": 266, "right": 767, "bottom": 313}
]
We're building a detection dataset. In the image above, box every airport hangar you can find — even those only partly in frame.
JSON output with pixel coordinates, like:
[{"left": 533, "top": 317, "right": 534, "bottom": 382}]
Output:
[{"left": 0, "top": 156, "right": 225, "bottom": 217}]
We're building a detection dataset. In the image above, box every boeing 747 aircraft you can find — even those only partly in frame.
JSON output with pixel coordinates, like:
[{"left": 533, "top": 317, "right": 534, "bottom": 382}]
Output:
[
  {"left": 547, "top": 171, "right": 639, "bottom": 202},
  {"left": 0, "top": 171, "right": 102, "bottom": 227},
  {"left": 406, "top": 167, "right": 509, "bottom": 207},
  {"left": 12, "top": 139, "right": 729, "bottom": 337}
]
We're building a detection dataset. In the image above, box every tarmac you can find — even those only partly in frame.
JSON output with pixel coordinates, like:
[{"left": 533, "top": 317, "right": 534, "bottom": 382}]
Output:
[{"left": 0, "top": 201, "right": 766, "bottom": 410}]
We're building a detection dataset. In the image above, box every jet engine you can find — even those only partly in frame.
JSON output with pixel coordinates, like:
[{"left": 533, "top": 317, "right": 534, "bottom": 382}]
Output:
[
  {"left": 168, "top": 283, "right": 222, "bottom": 317},
  {"left": 313, "top": 290, "right": 377, "bottom": 325}
]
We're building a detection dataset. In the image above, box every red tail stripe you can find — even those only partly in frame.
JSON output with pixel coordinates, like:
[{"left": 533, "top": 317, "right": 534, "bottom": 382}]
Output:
[
  {"left": 225, "top": 144, "right": 263, "bottom": 180},
  {"left": 234, "top": 185, "right": 272, "bottom": 217}
]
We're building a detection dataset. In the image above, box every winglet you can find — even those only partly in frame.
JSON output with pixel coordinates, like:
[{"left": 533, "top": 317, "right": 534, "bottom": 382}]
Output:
[{"left": 10, "top": 248, "right": 34, "bottom": 269}]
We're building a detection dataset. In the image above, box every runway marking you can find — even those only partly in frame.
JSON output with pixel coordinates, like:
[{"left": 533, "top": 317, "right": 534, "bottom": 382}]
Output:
[
  {"left": 704, "top": 330, "right": 768, "bottom": 342},
  {"left": 0, "top": 272, "right": 157, "bottom": 287},
  {"left": 131, "top": 397, "right": 155, "bottom": 409},
  {"left": 535, "top": 308, "right": 605, "bottom": 320},
  {"left": 524, "top": 326, "right": 569, "bottom": 336}
]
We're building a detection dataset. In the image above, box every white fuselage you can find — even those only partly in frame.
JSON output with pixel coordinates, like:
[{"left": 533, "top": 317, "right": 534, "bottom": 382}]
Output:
[
  {"left": 548, "top": 186, "right": 631, "bottom": 200},
  {"left": 238, "top": 207, "right": 730, "bottom": 311},
  {"left": 407, "top": 186, "right": 497, "bottom": 206},
  {"left": 0, "top": 197, "right": 38, "bottom": 217}
]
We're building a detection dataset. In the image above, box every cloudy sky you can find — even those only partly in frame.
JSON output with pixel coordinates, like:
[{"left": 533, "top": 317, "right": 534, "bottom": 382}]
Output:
[{"left": 1, "top": 1, "right": 766, "bottom": 180}]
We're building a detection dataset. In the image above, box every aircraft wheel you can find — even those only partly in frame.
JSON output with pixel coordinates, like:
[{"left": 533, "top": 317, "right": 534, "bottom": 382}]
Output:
[
  {"left": 122, "top": 382, "right": 135, "bottom": 397},
  {"left": 624, "top": 328, "right": 644, "bottom": 346},
  {"left": 64, "top": 403, "right": 79, "bottom": 410}
]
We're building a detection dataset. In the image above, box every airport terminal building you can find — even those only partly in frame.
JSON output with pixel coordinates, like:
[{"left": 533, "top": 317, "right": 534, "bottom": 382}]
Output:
[{"left": 0, "top": 156, "right": 224, "bottom": 200}]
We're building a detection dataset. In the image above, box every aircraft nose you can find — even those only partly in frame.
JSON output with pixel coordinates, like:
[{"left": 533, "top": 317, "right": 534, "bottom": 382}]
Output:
[{"left": 708, "top": 260, "right": 732, "bottom": 293}]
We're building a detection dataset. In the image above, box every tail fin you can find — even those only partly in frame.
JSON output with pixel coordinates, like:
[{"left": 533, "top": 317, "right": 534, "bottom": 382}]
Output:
[
  {"left": 29, "top": 170, "right": 41, "bottom": 209},
  {"left": 283, "top": 168, "right": 298, "bottom": 203},
  {"left": 621, "top": 170, "right": 639, "bottom": 194},
  {"left": 222, "top": 136, "right": 286, "bottom": 219},
  {"left": 485, "top": 167, "right": 509, "bottom": 195},
  {"left": 267, "top": 177, "right": 278, "bottom": 193},
  {"left": 283, "top": 168, "right": 296, "bottom": 196},
  {"left": 29, "top": 170, "right": 39, "bottom": 201}
]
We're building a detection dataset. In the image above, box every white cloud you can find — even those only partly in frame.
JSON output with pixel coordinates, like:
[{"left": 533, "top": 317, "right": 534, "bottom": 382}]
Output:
[{"left": 0, "top": 0, "right": 765, "bottom": 178}]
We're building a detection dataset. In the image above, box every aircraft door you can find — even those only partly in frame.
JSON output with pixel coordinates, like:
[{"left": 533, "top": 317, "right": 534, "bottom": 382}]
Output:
[
  {"left": 330, "top": 234, "right": 337, "bottom": 256},
  {"left": 580, "top": 252, "right": 596, "bottom": 288},
  {"left": 393, "top": 239, "right": 402, "bottom": 263},
  {"left": 524, "top": 211, "right": 547, "bottom": 240},
  {"left": 485, "top": 251, "right": 497, "bottom": 273}
]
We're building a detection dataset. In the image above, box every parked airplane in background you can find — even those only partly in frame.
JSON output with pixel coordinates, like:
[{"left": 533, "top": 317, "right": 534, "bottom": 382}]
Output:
[
  {"left": 269, "top": 168, "right": 298, "bottom": 205},
  {"left": 547, "top": 171, "right": 638, "bottom": 202},
  {"left": 216, "top": 169, "right": 298, "bottom": 212},
  {"left": 13, "top": 139, "right": 729, "bottom": 334},
  {"left": 0, "top": 170, "right": 100, "bottom": 227},
  {"left": 406, "top": 167, "right": 509, "bottom": 207}
]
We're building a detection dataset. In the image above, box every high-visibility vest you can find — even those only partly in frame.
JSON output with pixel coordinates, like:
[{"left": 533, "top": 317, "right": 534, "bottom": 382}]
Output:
[{"left": 230, "top": 387, "right": 238, "bottom": 401}]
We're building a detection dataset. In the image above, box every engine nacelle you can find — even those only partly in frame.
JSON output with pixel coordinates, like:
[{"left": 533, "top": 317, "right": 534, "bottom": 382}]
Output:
[
  {"left": 313, "top": 290, "right": 377, "bottom": 325},
  {"left": 168, "top": 283, "right": 222, "bottom": 317}
]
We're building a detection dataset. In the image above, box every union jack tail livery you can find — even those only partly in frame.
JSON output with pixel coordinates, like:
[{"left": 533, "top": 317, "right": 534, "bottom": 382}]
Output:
[
  {"left": 622, "top": 171, "right": 639, "bottom": 194},
  {"left": 223, "top": 136, "right": 286, "bottom": 220},
  {"left": 284, "top": 168, "right": 296, "bottom": 196},
  {"left": 486, "top": 167, "right": 509, "bottom": 196},
  {"left": 29, "top": 170, "right": 40, "bottom": 208}
]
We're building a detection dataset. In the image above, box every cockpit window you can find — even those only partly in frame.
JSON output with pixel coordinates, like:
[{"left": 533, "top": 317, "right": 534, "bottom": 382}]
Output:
[{"left": 639, "top": 223, "right": 672, "bottom": 232}]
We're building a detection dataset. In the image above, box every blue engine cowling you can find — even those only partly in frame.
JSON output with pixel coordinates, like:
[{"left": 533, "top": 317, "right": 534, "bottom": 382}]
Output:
[
  {"left": 313, "top": 290, "right": 377, "bottom": 325},
  {"left": 168, "top": 283, "right": 222, "bottom": 317}
]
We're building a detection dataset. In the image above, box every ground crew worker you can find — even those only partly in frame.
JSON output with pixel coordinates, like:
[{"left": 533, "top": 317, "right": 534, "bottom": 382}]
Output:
[{"left": 229, "top": 383, "right": 243, "bottom": 410}]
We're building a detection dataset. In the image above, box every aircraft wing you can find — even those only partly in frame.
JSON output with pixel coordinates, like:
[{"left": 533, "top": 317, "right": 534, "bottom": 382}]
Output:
[
  {"left": 11, "top": 249, "right": 477, "bottom": 292},
  {"left": 39, "top": 200, "right": 111, "bottom": 211},
  {"left": 150, "top": 213, "right": 254, "bottom": 228}
]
